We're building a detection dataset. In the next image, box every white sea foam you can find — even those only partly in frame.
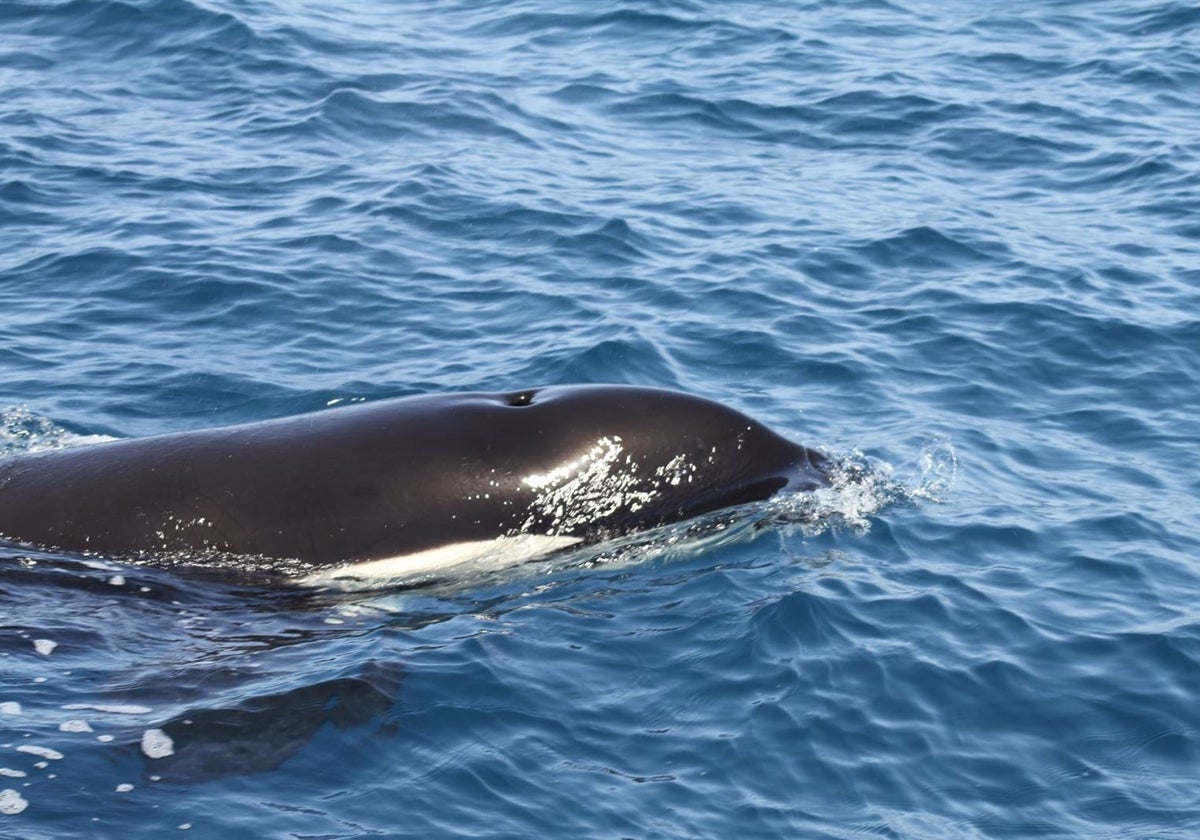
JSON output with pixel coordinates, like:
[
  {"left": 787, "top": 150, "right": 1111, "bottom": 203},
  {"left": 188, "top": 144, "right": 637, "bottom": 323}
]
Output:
[
  {"left": 141, "top": 729, "right": 174, "bottom": 759},
  {"left": 0, "top": 788, "right": 28, "bottom": 815},
  {"left": 63, "top": 703, "right": 152, "bottom": 715},
  {"left": 16, "top": 745, "right": 63, "bottom": 760}
]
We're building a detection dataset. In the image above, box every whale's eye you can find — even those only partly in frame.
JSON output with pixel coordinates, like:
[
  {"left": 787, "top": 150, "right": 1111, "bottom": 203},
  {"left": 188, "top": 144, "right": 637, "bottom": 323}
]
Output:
[{"left": 505, "top": 391, "right": 535, "bottom": 407}]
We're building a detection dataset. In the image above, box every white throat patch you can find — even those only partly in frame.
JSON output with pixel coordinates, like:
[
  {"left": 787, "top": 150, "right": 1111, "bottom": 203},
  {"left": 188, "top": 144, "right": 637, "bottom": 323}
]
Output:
[{"left": 298, "top": 533, "right": 582, "bottom": 587}]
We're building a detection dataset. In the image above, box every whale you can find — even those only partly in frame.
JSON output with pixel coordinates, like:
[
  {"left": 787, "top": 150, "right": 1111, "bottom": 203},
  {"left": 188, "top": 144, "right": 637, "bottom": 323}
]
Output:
[{"left": 0, "top": 385, "right": 829, "bottom": 583}]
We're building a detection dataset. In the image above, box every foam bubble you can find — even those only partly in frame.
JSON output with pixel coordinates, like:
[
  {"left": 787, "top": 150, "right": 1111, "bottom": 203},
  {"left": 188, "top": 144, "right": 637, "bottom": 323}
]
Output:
[
  {"left": 63, "top": 703, "right": 152, "bottom": 715},
  {"left": 0, "top": 788, "right": 28, "bottom": 815},
  {"left": 16, "top": 745, "right": 63, "bottom": 760},
  {"left": 141, "top": 729, "right": 174, "bottom": 759}
]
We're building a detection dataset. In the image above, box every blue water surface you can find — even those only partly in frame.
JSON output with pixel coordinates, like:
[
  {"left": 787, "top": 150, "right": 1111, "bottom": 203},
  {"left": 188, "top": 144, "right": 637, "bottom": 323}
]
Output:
[{"left": 2, "top": 0, "right": 1199, "bottom": 837}]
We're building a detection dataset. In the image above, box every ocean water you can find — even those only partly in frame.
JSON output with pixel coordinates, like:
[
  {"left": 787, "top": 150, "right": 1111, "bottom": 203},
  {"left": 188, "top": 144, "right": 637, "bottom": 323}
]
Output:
[{"left": 2, "top": 0, "right": 1199, "bottom": 836}]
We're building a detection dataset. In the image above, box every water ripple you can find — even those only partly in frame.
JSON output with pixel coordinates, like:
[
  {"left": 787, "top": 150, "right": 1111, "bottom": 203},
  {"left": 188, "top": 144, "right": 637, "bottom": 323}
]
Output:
[{"left": 3, "top": 0, "right": 1200, "bottom": 836}]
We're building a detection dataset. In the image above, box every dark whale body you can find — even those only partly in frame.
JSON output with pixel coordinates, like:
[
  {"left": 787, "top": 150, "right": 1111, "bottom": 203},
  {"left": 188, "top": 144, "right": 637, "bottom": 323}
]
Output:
[{"left": 0, "top": 386, "right": 828, "bottom": 581}]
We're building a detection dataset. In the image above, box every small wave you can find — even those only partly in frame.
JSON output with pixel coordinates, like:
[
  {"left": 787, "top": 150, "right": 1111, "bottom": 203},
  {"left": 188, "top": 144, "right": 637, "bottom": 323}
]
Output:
[
  {"left": 0, "top": 406, "right": 114, "bottom": 456},
  {"left": 850, "top": 225, "right": 1003, "bottom": 271}
]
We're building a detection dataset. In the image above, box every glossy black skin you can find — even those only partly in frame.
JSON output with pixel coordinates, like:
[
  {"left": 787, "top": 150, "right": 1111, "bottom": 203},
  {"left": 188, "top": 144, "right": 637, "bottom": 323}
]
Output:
[{"left": 0, "top": 385, "right": 828, "bottom": 567}]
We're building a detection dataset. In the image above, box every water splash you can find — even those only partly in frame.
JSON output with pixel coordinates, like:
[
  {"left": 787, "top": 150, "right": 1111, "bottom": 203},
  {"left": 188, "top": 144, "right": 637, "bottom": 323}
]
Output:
[
  {"left": 905, "top": 436, "right": 959, "bottom": 504},
  {"left": 0, "top": 407, "right": 114, "bottom": 456},
  {"left": 765, "top": 438, "right": 958, "bottom": 535}
]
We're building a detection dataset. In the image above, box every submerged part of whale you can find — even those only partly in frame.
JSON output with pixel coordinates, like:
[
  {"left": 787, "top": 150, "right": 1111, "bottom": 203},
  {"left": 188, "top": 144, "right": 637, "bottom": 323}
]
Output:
[
  {"left": 139, "top": 660, "right": 405, "bottom": 782},
  {"left": 0, "top": 385, "right": 829, "bottom": 582}
]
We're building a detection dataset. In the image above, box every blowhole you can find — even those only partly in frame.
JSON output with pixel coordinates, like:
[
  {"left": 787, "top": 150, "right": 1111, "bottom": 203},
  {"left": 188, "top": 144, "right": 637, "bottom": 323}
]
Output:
[{"left": 505, "top": 391, "right": 535, "bottom": 407}]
